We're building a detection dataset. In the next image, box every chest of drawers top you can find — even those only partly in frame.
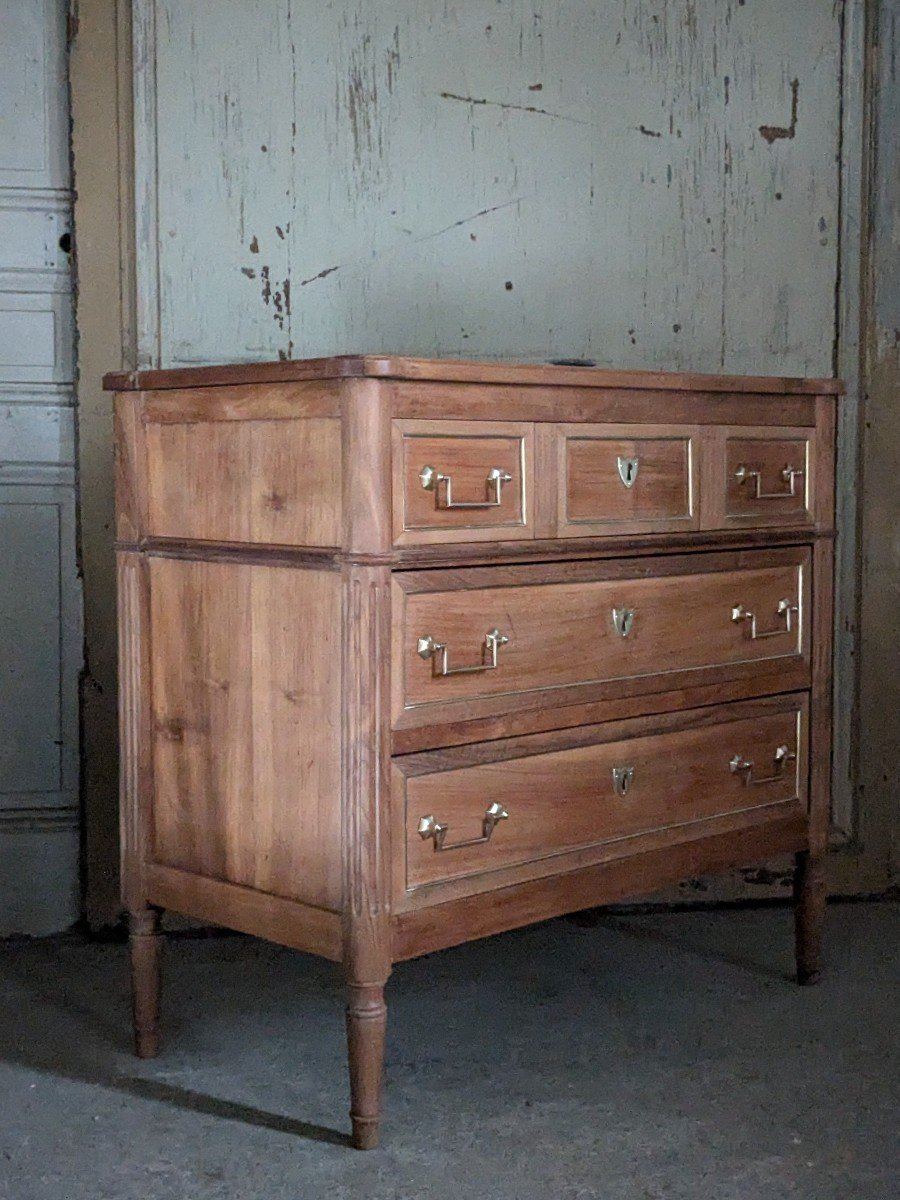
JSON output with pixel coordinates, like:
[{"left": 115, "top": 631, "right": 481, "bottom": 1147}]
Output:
[{"left": 107, "top": 355, "right": 841, "bottom": 562}]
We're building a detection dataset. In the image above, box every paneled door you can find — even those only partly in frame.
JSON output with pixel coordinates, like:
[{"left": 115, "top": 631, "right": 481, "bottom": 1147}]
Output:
[{"left": 0, "top": 0, "right": 81, "bottom": 933}]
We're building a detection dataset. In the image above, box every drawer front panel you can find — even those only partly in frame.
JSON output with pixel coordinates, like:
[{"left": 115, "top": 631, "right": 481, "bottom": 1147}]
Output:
[
  {"left": 557, "top": 423, "right": 698, "bottom": 536},
  {"left": 395, "top": 553, "right": 808, "bottom": 722},
  {"left": 722, "top": 428, "right": 814, "bottom": 527},
  {"left": 401, "top": 701, "right": 807, "bottom": 893},
  {"left": 393, "top": 419, "right": 534, "bottom": 544}
]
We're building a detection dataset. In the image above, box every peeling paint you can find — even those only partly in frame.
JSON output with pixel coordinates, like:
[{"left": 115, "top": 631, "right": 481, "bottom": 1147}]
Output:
[
  {"left": 759, "top": 77, "right": 800, "bottom": 143},
  {"left": 147, "top": 2, "right": 841, "bottom": 377}
]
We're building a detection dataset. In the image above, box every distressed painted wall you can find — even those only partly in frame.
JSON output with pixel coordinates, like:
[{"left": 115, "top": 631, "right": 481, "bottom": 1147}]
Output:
[
  {"left": 0, "top": 0, "right": 81, "bottom": 934},
  {"left": 858, "top": 0, "right": 900, "bottom": 886},
  {"left": 138, "top": 0, "right": 842, "bottom": 375}
]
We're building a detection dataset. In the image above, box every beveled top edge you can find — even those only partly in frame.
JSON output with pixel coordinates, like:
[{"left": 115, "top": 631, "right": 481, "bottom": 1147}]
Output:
[{"left": 103, "top": 354, "right": 845, "bottom": 394}]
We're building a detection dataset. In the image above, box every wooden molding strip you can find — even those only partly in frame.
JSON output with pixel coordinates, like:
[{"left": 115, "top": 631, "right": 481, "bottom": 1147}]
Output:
[
  {"left": 104, "top": 354, "right": 845, "bottom": 395},
  {"left": 145, "top": 864, "right": 343, "bottom": 962},
  {"left": 391, "top": 813, "right": 809, "bottom": 962}
]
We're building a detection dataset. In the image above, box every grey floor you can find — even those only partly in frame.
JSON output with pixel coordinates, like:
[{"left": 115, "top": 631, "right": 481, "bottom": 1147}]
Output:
[{"left": 0, "top": 904, "right": 897, "bottom": 1200}]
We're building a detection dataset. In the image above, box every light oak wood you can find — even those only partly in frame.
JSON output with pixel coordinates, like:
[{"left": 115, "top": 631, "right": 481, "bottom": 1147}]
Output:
[
  {"left": 141, "top": 379, "right": 343, "bottom": 422},
  {"left": 400, "top": 701, "right": 806, "bottom": 897},
  {"left": 129, "top": 907, "right": 162, "bottom": 1058},
  {"left": 794, "top": 849, "right": 826, "bottom": 985},
  {"left": 114, "top": 397, "right": 148, "bottom": 542},
  {"left": 388, "top": 382, "right": 822, "bottom": 428},
  {"left": 555, "top": 423, "right": 699, "bottom": 537},
  {"left": 390, "top": 527, "right": 833, "bottom": 570},
  {"left": 145, "top": 864, "right": 342, "bottom": 961},
  {"left": 393, "top": 550, "right": 809, "bottom": 728},
  {"left": 144, "top": 417, "right": 342, "bottom": 547},
  {"left": 720, "top": 426, "right": 815, "bottom": 528},
  {"left": 108, "top": 354, "right": 841, "bottom": 1149},
  {"left": 391, "top": 669, "right": 813, "bottom": 754},
  {"left": 392, "top": 812, "right": 810, "bottom": 961},
  {"left": 148, "top": 557, "right": 342, "bottom": 910},
  {"left": 118, "top": 550, "right": 163, "bottom": 1056},
  {"left": 105, "top": 354, "right": 843, "bottom": 395},
  {"left": 340, "top": 564, "right": 392, "bottom": 1150},
  {"left": 392, "top": 419, "right": 534, "bottom": 545}
]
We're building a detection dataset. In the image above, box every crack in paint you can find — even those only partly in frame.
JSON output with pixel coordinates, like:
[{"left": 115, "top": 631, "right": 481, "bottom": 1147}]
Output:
[
  {"left": 759, "top": 78, "right": 800, "bottom": 144},
  {"left": 297, "top": 198, "right": 525, "bottom": 286},
  {"left": 299, "top": 264, "right": 341, "bottom": 286},
  {"left": 439, "top": 91, "right": 597, "bottom": 127},
  {"left": 413, "top": 197, "right": 524, "bottom": 244}
]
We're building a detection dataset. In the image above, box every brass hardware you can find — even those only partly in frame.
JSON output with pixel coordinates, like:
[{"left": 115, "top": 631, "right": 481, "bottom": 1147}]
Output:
[
  {"left": 418, "top": 802, "right": 509, "bottom": 851},
  {"left": 612, "top": 766, "right": 635, "bottom": 797},
  {"left": 730, "top": 744, "right": 796, "bottom": 785},
  {"left": 731, "top": 597, "right": 798, "bottom": 640},
  {"left": 617, "top": 456, "right": 640, "bottom": 488},
  {"left": 419, "top": 464, "right": 513, "bottom": 509},
  {"left": 417, "top": 628, "right": 509, "bottom": 677},
  {"left": 612, "top": 607, "right": 635, "bottom": 638},
  {"left": 735, "top": 463, "right": 804, "bottom": 500}
]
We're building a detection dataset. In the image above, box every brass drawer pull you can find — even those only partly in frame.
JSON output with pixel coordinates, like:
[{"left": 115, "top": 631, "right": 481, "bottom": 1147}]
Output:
[
  {"left": 617, "top": 456, "right": 640, "bottom": 488},
  {"left": 612, "top": 766, "right": 635, "bottom": 796},
  {"left": 419, "top": 464, "right": 513, "bottom": 509},
  {"left": 735, "top": 463, "right": 804, "bottom": 500},
  {"left": 731, "top": 597, "right": 798, "bottom": 640},
  {"left": 730, "top": 744, "right": 796, "bottom": 785},
  {"left": 417, "top": 628, "right": 509, "bottom": 677},
  {"left": 418, "top": 802, "right": 509, "bottom": 851}
]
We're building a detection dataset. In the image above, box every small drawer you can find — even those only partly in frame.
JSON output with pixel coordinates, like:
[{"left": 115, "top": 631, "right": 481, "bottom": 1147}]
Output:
[
  {"left": 392, "top": 419, "right": 534, "bottom": 544},
  {"left": 392, "top": 549, "right": 809, "bottom": 729},
  {"left": 721, "top": 427, "right": 814, "bottom": 527},
  {"left": 555, "top": 423, "right": 699, "bottom": 536},
  {"left": 396, "top": 699, "right": 807, "bottom": 897}
]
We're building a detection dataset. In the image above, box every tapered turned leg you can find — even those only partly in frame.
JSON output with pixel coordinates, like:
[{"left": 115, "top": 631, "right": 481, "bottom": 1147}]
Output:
[
  {"left": 794, "top": 851, "right": 826, "bottom": 986},
  {"left": 346, "top": 981, "right": 388, "bottom": 1150},
  {"left": 129, "top": 906, "right": 163, "bottom": 1057}
]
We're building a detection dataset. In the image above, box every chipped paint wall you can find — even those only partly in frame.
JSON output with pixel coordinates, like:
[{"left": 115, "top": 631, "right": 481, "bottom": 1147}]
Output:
[
  {"left": 857, "top": 0, "right": 900, "bottom": 888},
  {"left": 137, "top": 0, "right": 842, "bottom": 375}
]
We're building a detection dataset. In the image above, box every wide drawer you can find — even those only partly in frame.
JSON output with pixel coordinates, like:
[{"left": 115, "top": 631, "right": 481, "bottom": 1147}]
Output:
[
  {"left": 396, "top": 697, "right": 808, "bottom": 899},
  {"left": 392, "top": 548, "right": 809, "bottom": 728}
]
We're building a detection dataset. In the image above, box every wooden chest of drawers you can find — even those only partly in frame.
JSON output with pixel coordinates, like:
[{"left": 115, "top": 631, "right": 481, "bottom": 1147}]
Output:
[{"left": 106, "top": 356, "right": 842, "bottom": 1149}]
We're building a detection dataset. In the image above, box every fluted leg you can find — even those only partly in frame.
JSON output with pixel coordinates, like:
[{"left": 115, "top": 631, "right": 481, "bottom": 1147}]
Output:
[
  {"left": 129, "top": 906, "right": 163, "bottom": 1057},
  {"left": 794, "top": 851, "right": 826, "bottom": 985},
  {"left": 346, "top": 980, "right": 388, "bottom": 1150}
]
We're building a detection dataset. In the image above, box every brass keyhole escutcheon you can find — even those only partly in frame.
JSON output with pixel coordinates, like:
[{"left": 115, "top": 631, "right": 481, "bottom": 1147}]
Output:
[{"left": 617, "top": 456, "right": 639, "bottom": 488}]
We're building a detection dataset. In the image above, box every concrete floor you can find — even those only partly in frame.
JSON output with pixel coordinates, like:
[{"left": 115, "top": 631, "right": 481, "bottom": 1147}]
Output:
[{"left": 0, "top": 904, "right": 896, "bottom": 1200}]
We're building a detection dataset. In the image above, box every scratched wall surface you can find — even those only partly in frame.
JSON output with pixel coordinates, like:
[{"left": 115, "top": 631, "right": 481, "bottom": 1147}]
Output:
[{"left": 145, "top": 0, "right": 841, "bottom": 374}]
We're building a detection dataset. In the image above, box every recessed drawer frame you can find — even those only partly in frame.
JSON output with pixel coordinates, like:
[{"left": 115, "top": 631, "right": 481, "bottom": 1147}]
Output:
[
  {"left": 392, "top": 694, "right": 809, "bottom": 908},
  {"left": 554, "top": 422, "right": 700, "bottom": 537},
  {"left": 711, "top": 425, "right": 817, "bottom": 530},
  {"left": 391, "top": 546, "right": 811, "bottom": 731},
  {"left": 392, "top": 419, "right": 535, "bottom": 545}
]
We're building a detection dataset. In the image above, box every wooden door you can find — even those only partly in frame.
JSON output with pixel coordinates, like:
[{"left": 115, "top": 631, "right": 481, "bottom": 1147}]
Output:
[{"left": 0, "top": 0, "right": 80, "bottom": 934}]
